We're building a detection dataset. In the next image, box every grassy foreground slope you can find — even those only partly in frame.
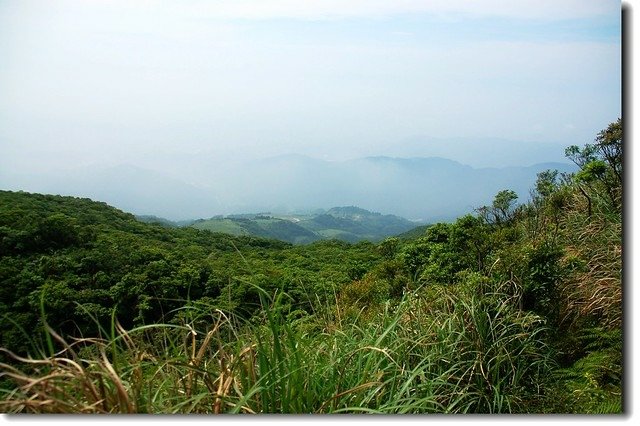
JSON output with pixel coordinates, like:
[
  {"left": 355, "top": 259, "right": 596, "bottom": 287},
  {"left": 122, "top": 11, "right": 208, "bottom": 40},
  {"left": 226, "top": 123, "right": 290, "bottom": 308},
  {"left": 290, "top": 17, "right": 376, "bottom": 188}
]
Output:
[{"left": 0, "top": 120, "right": 622, "bottom": 414}]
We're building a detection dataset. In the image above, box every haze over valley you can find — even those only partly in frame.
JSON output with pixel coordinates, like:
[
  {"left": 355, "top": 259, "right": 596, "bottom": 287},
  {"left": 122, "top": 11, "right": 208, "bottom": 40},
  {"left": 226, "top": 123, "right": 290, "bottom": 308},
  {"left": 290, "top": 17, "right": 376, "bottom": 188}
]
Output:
[
  {"left": 2, "top": 151, "right": 575, "bottom": 222},
  {"left": 0, "top": 150, "right": 574, "bottom": 222},
  {"left": 0, "top": 1, "right": 618, "bottom": 225}
]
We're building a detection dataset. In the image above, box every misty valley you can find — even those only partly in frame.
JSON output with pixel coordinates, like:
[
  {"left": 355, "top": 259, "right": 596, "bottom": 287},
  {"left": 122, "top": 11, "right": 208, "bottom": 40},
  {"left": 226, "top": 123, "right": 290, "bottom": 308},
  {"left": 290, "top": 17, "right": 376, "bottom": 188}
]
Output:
[{"left": 1, "top": 154, "right": 577, "bottom": 223}]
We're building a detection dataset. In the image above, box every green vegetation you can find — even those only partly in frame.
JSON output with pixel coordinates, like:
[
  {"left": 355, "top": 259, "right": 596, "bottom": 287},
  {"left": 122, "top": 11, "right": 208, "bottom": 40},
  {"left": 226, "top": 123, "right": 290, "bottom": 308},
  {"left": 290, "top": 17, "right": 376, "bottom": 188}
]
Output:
[
  {"left": 190, "top": 206, "right": 419, "bottom": 244},
  {"left": 0, "top": 120, "right": 622, "bottom": 413}
]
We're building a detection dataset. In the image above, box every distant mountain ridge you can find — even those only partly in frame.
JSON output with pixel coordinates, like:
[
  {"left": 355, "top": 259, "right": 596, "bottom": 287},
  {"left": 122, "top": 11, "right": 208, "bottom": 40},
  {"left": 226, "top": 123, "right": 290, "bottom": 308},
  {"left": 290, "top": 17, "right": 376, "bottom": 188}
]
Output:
[
  {"left": 0, "top": 154, "right": 577, "bottom": 222},
  {"left": 230, "top": 155, "right": 576, "bottom": 222},
  {"left": 189, "top": 206, "right": 419, "bottom": 244}
]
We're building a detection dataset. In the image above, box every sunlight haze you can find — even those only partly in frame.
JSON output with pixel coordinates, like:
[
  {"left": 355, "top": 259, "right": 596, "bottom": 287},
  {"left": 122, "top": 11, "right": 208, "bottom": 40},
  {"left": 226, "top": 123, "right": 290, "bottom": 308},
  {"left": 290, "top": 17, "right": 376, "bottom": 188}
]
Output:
[{"left": 0, "top": 0, "right": 621, "bottom": 219}]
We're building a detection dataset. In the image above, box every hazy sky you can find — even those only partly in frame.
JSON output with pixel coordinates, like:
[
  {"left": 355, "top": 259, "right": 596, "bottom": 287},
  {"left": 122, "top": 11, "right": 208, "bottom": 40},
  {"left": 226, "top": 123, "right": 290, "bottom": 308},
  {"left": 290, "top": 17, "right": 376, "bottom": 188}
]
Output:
[{"left": 0, "top": 0, "right": 621, "bottom": 173}]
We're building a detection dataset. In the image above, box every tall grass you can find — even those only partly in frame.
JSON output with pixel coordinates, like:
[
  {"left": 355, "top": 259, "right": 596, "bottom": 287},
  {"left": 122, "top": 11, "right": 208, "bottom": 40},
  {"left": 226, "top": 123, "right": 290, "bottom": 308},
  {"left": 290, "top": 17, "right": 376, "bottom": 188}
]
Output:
[
  {"left": 558, "top": 184, "right": 622, "bottom": 331},
  {"left": 514, "top": 176, "right": 623, "bottom": 414},
  {"left": 0, "top": 277, "right": 554, "bottom": 414}
]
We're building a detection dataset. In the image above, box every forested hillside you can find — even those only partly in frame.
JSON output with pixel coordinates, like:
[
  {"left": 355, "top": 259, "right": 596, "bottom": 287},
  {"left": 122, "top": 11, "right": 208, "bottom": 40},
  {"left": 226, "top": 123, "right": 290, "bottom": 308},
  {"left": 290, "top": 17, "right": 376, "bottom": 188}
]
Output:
[
  {"left": 0, "top": 120, "right": 622, "bottom": 414},
  {"left": 0, "top": 192, "right": 380, "bottom": 353}
]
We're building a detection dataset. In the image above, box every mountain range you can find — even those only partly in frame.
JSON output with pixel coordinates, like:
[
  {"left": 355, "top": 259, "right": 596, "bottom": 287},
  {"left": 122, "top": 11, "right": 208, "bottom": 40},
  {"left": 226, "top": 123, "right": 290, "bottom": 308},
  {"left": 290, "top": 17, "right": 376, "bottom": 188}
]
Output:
[{"left": 0, "top": 154, "right": 576, "bottom": 222}]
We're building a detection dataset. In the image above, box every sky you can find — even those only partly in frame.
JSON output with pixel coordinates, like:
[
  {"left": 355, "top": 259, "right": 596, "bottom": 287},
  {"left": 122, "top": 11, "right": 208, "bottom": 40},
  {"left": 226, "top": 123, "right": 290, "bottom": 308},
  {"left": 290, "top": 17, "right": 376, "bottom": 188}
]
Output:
[{"left": 0, "top": 0, "right": 622, "bottom": 174}]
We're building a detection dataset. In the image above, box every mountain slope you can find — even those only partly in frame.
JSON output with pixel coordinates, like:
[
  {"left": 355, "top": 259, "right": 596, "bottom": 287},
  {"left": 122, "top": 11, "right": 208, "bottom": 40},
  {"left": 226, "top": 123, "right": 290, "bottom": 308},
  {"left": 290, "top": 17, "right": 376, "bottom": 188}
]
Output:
[
  {"left": 192, "top": 216, "right": 322, "bottom": 244},
  {"left": 190, "top": 206, "right": 419, "bottom": 244}
]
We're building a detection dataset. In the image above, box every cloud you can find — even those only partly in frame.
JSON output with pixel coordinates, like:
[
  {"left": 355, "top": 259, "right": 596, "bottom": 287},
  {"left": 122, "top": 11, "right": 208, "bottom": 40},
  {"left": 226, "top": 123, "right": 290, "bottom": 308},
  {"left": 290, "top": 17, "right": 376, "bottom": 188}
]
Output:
[
  {"left": 63, "top": 0, "right": 617, "bottom": 23},
  {"left": 0, "top": 0, "right": 620, "bottom": 173},
  {"left": 166, "top": 0, "right": 617, "bottom": 21}
]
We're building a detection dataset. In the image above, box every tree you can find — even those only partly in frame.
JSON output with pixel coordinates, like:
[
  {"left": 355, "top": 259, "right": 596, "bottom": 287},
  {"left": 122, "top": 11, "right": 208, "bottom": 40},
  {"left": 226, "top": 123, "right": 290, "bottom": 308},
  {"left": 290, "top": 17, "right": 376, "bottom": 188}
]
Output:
[
  {"left": 534, "top": 170, "right": 560, "bottom": 200},
  {"left": 450, "top": 214, "right": 491, "bottom": 271},
  {"left": 595, "top": 118, "right": 622, "bottom": 187},
  {"left": 493, "top": 190, "right": 518, "bottom": 220},
  {"left": 565, "top": 118, "right": 622, "bottom": 214},
  {"left": 377, "top": 237, "right": 400, "bottom": 259},
  {"left": 477, "top": 190, "right": 519, "bottom": 225}
]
